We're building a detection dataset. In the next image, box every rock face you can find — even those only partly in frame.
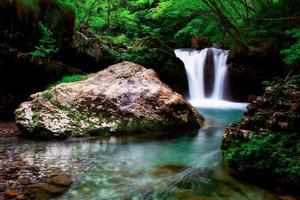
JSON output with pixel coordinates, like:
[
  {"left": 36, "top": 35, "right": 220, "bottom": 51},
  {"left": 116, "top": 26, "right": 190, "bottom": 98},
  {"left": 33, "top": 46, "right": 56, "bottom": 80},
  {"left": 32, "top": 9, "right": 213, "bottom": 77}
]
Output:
[
  {"left": 15, "top": 62, "right": 204, "bottom": 138},
  {"left": 226, "top": 44, "right": 283, "bottom": 102},
  {"left": 191, "top": 36, "right": 210, "bottom": 50},
  {"left": 223, "top": 82, "right": 300, "bottom": 146}
]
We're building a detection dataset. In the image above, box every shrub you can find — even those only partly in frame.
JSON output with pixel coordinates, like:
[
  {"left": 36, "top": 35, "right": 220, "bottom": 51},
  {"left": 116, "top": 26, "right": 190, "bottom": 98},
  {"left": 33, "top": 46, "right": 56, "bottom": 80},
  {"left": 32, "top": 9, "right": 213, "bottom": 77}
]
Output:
[
  {"left": 224, "top": 132, "right": 300, "bottom": 189},
  {"left": 31, "top": 22, "right": 58, "bottom": 59},
  {"left": 280, "top": 28, "right": 300, "bottom": 67}
]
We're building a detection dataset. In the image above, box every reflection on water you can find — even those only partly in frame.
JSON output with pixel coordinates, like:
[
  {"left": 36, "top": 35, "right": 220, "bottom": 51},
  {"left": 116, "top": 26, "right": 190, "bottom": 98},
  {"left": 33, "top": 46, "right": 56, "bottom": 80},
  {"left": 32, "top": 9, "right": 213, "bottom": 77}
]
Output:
[{"left": 1, "top": 109, "right": 279, "bottom": 200}]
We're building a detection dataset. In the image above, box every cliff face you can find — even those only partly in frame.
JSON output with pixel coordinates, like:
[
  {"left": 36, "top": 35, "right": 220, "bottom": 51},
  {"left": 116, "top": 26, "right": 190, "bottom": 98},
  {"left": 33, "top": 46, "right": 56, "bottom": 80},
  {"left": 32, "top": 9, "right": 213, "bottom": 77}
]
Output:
[
  {"left": 226, "top": 44, "right": 284, "bottom": 102},
  {"left": 222, "top": 75, "right": 300, "bottom": 191}
]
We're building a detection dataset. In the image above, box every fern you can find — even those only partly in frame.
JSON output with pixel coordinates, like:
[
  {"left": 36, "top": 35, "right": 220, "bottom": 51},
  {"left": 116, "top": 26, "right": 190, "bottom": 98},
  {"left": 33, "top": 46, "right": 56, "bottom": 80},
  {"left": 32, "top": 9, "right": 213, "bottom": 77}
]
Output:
[{"left": 31, "top": 22, "right": 58, "bottom": 59}]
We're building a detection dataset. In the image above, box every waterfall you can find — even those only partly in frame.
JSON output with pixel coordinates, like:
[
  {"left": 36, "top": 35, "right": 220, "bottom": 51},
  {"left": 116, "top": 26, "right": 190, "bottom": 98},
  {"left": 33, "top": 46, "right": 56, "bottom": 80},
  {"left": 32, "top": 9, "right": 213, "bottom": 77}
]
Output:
[{"left": 175, "top": 48, "right": 247, "bottom": 109}]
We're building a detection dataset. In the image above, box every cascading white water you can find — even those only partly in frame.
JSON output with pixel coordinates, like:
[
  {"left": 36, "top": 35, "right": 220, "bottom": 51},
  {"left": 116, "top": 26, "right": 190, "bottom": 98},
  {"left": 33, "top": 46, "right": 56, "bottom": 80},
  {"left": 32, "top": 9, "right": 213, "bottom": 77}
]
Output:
[
  {"left": 175, "top": 48, "right": 247, "bottom": 109},
  {"left": 211, "top": 48, "right": 228, "bottom": 100}
]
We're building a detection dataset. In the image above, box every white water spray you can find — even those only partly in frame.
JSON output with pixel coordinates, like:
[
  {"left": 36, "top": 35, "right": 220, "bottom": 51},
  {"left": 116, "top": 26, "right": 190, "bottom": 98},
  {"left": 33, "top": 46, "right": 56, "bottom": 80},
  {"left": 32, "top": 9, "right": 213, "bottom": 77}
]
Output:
[{"left": 175, "top": 48, "right": 247, "bottom": 109}]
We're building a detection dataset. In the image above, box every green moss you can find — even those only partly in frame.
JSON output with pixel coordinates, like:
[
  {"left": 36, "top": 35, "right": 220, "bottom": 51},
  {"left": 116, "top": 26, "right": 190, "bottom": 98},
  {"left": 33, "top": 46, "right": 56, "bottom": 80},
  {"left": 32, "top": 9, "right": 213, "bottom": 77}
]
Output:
[
  {"left": 60, "top": 106, "right": 83, "bottom": 122},
  {"left": 224, "top": 132, "right": 300, "bottom": 189},
  {"left": 48, "top": 74, "right": 86, "bottom": 88},
  {"left": 119, "top": 118, "right": 161, "bottom": 134},
  {"left": 86, "top": 124, "right": 110, "bottom": 136},
  {"left": 42, "top": 92, "right": 53, "bottom": 100}
]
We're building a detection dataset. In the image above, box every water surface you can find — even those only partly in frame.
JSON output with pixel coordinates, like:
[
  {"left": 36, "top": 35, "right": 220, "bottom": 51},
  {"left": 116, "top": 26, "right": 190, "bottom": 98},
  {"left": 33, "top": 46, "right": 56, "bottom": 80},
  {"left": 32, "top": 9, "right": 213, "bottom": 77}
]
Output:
[{"left": 1, "top": 108, "right": 279, "bottom": 200}]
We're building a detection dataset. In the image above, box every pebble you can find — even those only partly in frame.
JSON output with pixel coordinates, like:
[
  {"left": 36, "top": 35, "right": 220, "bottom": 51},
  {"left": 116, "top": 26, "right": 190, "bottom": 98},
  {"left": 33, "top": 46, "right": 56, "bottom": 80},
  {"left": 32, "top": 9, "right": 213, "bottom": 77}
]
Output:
[{"left": 82, "top": 186, "right": 91, "bottom": 193}]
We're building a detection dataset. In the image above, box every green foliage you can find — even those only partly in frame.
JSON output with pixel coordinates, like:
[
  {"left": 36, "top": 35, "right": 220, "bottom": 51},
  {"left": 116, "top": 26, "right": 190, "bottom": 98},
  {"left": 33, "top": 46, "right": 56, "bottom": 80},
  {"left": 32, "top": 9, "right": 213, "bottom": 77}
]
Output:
[
  {"left": 59, "top": 74, "right": 86, "bottom": 83},
  {"left": 48, "top": 74, "right": 86, "bottom": 88},
  {"left": 31, "top": 22, "right": 58, "bottom": 59},
  {"left": 112, "top": 34, "right": 131, "bottom": 46},
  {"left": 225, "top": 132, "right": 300, "bottom": 188},
  {"left": 262, "top": 77, "right": 284, "bottom": 87},
  {"left": 281, "top": 28, "right": 300, "bottom": 66},
  {"left": 249, "top": 114, "right": 265, "bottom": 122},
  {"left": 286, "top": 74, "right": 300, "bottom": 84},
  {"left": 42, "top": 92, "right": 53, "bottom": 100}
]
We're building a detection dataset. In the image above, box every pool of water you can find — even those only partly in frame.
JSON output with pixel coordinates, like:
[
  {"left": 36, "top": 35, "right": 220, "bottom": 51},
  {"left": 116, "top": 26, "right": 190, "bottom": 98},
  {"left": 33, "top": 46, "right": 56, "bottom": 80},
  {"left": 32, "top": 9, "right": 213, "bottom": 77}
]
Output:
[{"left": 1, "top": 108, "right": 280, "bottom": 200}]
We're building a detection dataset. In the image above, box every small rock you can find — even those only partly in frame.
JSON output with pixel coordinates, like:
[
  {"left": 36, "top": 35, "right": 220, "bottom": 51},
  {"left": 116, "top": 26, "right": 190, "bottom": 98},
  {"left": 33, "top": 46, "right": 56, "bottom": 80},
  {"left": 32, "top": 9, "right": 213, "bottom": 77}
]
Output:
[
  {"left": 81, "top": 187, "right": 91, "bottom": 193},
  {"left": 46, "top": 175, "right": 72, "bottom": 186},
  {"left": 265, "top": 86, "right": 273, "bottom": 94},
  {"left": 4, "top": 189, "right": 19, "bottom": 197},
  {"left": 278, "top": 122, "right": 289, "bottom": 130},
  {"left": 16, "top": 194, "right": 24, "bottom": 200}
]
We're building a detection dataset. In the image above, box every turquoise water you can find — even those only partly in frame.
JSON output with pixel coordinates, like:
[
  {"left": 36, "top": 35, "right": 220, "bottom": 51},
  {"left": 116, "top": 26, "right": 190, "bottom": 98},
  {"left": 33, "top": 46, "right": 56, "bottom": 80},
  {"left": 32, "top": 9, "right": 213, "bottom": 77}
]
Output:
[{"left": 2, "top": 108, "right": 280, "bottom": 200}]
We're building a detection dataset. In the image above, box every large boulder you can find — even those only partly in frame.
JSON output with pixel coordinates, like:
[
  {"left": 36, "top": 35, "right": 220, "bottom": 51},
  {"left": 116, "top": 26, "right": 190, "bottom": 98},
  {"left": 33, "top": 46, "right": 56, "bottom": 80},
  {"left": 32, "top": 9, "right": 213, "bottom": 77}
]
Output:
[{"left": 15, "top": 61, "right": 204, "bottom": 139}]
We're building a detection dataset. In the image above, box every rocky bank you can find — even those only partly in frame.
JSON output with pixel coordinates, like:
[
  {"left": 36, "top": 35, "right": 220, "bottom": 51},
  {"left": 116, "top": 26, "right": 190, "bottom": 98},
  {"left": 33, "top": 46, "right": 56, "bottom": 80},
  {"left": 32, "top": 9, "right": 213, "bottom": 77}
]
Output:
[{"left": 222, "top": 75, "right": 300, "bottom": 191}]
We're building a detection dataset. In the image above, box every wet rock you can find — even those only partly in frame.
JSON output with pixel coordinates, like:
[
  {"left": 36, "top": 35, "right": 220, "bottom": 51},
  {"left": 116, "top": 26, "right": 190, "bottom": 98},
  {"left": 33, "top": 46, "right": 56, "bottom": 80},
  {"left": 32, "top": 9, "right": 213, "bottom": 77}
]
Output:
[
  {"left": 0, "top": 122, "right": 20, "bottom": 137},
  {"left": 191, "top": 36, "right": 210, "bottom": 50},
  {"left": 25, "top": 182, "right": 69, "bottom": 199},
  {"left": 279, "top": 195, "right": 298, "bottom": 200},
  {"left": 15, "top": 61, "right": 204, "bottom": 139},
  {"left": 4, "top": 189, "right": 19, "bottom": 197},
  {"left": 278, "top": 122, "right": 289, "bottom": 130},
  {"left": 46, "top": 175, "right": 72, "bottom": 187},
  {"left": 16, "top": 194, "right": 24, "bottom": 200},
  {"left": 70, "top": 30, "right": 103, "bottom": 63},
  {"left": 265, "top": 86, "right": 274, "bottom": 94},
  {"left": 81, "top": 187, "right": 91, "bottom": 194},
  {"left": 150, "top": 164, "right": 189, "bottom": 178},
  {"left": 24, "top": 175, "right": 72, "bottom": 199},
  {"left": 122, "top": 171, "right": 140, "bottom": 177}
]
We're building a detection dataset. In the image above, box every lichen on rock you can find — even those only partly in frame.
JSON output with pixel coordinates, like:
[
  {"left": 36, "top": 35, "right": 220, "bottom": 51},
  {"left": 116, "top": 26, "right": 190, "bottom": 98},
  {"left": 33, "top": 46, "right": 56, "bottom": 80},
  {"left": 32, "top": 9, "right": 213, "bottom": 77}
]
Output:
[{"left": 15, "top": 61, "right": 204, "bottom": 139}]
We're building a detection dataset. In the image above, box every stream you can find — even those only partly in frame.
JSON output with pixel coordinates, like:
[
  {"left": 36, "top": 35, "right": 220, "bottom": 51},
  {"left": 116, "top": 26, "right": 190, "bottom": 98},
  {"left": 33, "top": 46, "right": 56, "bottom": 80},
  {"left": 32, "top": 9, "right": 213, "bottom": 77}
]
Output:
[{"left": 0, "top": 108, "right": 281, "bottom": 200}]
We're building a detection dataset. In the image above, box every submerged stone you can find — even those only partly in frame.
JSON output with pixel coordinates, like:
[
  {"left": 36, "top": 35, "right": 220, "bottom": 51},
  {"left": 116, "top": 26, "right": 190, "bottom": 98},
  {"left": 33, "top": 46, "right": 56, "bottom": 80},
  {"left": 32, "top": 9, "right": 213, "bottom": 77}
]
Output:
[
  {"left": 15, "top": 61, "right": 204, "bottom": 139},
  {"left": 24, "top": 175, "right": 72, "bottom": 199},
  {"left": 150, "top": 164, "right": 188, "bottom": 177}
]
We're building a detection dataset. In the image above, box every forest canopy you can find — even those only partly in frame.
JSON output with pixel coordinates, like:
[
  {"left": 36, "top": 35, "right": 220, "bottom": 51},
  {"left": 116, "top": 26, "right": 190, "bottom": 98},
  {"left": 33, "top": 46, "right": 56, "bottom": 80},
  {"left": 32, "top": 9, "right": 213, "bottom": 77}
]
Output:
[{"left": 63, "top": 0, "right": 300, "bottom": 68}]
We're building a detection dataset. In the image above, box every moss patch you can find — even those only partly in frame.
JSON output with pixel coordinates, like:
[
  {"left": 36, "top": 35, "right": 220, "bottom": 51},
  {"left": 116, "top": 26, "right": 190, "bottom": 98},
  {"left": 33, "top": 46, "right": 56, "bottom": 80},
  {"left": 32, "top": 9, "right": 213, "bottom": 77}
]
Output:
[
  {"left": 118, "top": 118, "right": 162, "bottom": 134},
  {"left": 48, "top": 74, "right": 86, "bottom": 89}
]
